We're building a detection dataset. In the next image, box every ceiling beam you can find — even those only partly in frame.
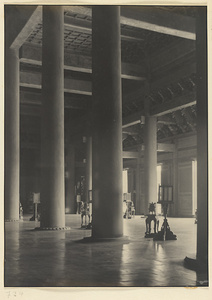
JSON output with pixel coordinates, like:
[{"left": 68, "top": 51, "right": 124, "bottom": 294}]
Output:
[
  {"left": 20, "top": 44, "right": 146, "bottom": 81},
  {"left": 10, "top": 6, "right": 42, "bottom": 49},
  {"left": 122, "top": 114, "right": 176, "bottom": 128},
  {"left": 122, "top": 112, "right": 145, "bottom": 128},
  {"left": 122, "top": 58, "right": 196, "bottom": 109},
  {"left": 20, "top": 71, "right": 92, "bottom": 95},
  {"left": 123, "top": 42, "right": 196, "bottom": 105},
  {"left": 122, "top": 144, "right": 174, "bottom": 157},
  {"left": 151, "top": 60, "right": 196, "bottom": 92},
  {"left": 150, "top": 91, "right": 196, "bottom": 117},
  {"left": 122, "top": 151, "right": 139, "bottom": 159},
  {"left": 65, "top": 6, "right": 196, "bottom": 40},
  {"left": 122, "top": 90, "right": 196, "bottom": 126},
  {"left": 157, "top": 116, "right": 176, "bottom": 125},
  {"left": 157, "top": 143, "right": 175, "bottom": 152},
  {"left": 64, "top": 15, "right": 145, "bottom": 43},
  {"left": 20, "top": 90, "right": 91, "bottom": 111},
  {"left": 121, "top": 6, "right": 196, "bottom": 40},
  {"left": 151, "top": 39, "right": 196, "bottom": 74}
]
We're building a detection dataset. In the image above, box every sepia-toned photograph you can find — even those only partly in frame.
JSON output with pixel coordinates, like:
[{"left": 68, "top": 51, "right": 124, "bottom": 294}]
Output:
[{"left": 3, "top": 1, "right": 209, "bottom": 293}]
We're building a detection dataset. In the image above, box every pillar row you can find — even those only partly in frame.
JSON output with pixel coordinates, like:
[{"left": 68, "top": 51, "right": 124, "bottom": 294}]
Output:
[
  {"left": 5, "top": 47, "right": 20, "bottom": 221},
  {"left": 40, "top": 6, "right": 65, "bottom": 229},
  {"left": 92, "top": 6, "right": 123, "bottom": 238}
]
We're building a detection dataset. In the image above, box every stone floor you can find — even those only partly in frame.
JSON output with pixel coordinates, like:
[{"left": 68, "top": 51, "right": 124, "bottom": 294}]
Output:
[{"left": 4, "top": 215, "right": 208, "bottom": 287}]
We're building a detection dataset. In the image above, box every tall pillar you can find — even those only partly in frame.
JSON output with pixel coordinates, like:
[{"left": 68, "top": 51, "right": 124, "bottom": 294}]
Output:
[
  {"left": 65, "top": 143, "right": 75, "bottom": 214},
  {"left": 92, "top": 6, "right": 123, "bottom": 238},
  {"left": 40, "top": 6, "right": 65, "bottom": 229},
  {"left": 5, "top": 47, "right": 20, "bottom": 221},
  {"left": 172, "top": 142, "right": 178, "bottom": 216},
  {"left": 85, "top": 137, "right": 92, "bottom": 203},
  {"left": 135, "top": 161, "right": 141, "bottom": 214},
  {"left": 196, "top": 8, "right": 208, "bottom": 267},
  {"left": 135, "top": 153, "right": 145, "bottom": 215},
  {"left": 144, "top": 116, "right": 157, "bottom": 215},
  {"left": 184, "top": 8, "right": 208, "bottom": 277}
]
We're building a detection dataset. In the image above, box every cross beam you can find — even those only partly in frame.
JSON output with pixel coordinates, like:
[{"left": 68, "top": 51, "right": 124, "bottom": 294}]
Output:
[
  {"left": 10, "top": 6, "right": 42, "bottom": 49},
  {"left": 20, "top": 71, "right": 92, "bottom": 95},
  {"left": 20, "top": 44, "right": 146, "bottom": 81},
  {"left": 150, "top": 91, "right": 196, "bottom": 117},
  {"left": 65, "top": 6, "right": 196, "bottom": 40}
]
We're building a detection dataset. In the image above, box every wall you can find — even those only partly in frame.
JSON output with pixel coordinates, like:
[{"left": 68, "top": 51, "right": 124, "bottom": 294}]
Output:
[
  {"left": 177, "top": 160, "right": 193, "bottom": 216},
  {"left": 124, "top": 133, "right": 197, "bottom": 217}
]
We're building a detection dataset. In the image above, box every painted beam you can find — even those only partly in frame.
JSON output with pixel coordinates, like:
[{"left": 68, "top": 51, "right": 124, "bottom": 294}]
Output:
[
  {"left": 123, "top": 62, "right": 196, "bottom": 107},
  {"left": 157, "top": 143, "right": 175, "bottom": 152},
  {"left": 150, "top": 91, "right": 196, "bottom": 117},
  {"left": 157, "top": 116, "right": 176, "bottom": 125},
  {"left": 20, "top": 90, "right": 91, "bottom": 110},
  {"left": 177, "top": 135, "right": 197, "bottom": 149},
  {"left": 157, "top": 152, "right": 173, "bottom": 162},
  {"left": 20, "top": 70, "right": 92, "bottom": 95},
  {"left": 20, "top": 44, "right": 146, "bottom": 80},
  {"left": 122, "top": 113, "right": 175, "bottom": 128},
  {"left": 122, "top": 151, "right": 139, "bottom": 159},
  {"left": 123, "top": 143, "right": 174, "bottom": 154}
]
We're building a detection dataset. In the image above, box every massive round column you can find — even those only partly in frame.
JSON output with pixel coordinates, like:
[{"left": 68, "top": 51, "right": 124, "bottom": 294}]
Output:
[
  {"left": 40, "top": 6, "right": 65, "bottom": 229},
  {"left": 92, "top": 6, "right": 123, "bottom": 238},
  {"left": 5, "top": 47, "right": 20, "bottom": 221},
  {"left": 196, "top": 8, "right": 208, "bottom": 268}
]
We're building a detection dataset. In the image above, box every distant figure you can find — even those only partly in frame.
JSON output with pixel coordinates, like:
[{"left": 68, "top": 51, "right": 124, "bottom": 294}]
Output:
[
  {"left": 195, "top": 209, "right": 198, "bottom": 224},
  {"left": 19, "top": 202, "right": 23, "bottom": 220},
  {"left": 76, "top": 194, "right": 81, "bottom": 214},
  {"left": 80, "top": 201, "right": 90, "bottom": 227},
  {"left": 131, "top": 202, "right": 135, "bottom": 217},
  {"left": 123, "top": 200, "right": 127, "bottom": 218},
  {"left": 149, "top": 202, "right": 156, "bottom": 214}
]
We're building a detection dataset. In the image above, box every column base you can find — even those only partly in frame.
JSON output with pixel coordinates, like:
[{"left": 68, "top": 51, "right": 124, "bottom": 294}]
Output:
[
  {"left": 184, "top": 256, "right": 208, "bottom": 273},
  {"left": 81, "top": 222, "right": 92, "bottom": 230},
  {"left": 35, "top": 226, "right": 71, "bottom": 231}
]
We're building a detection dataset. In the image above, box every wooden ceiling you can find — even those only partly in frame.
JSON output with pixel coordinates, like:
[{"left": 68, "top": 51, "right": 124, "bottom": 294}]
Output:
[{"left": 5, "top": 5, "right": 198, "bottom": 153}]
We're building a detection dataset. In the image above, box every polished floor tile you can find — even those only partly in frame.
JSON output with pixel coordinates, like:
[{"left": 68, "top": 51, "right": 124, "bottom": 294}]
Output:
[{"left": 4, "top": 215, "right": 205, "bottom": 287}]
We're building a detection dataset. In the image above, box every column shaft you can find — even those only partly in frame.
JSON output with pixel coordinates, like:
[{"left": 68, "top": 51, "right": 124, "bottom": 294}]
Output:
[
  {"left": 196, "top": 8, "right": 208, "bottom": 266},
  {"left": 40, "top": 6, "right": 65, "bottom": 228},
  {"left": 65, "top": 144, "right": 75, "bottom": 214},
  {"left": 144, "top": 116, "right": 157, "bottom": 214},
  {"left": 173, "top": 142, "right": 178, "bottom": 216},
  {"left": 92, "top": 6, "right": 123, "bottom": 238},
  {"left": 5, "top": 47, "right": 20, "bottom": 221},
  {"left": 85, "top": 137, "right": 92, "bottom": 203}
]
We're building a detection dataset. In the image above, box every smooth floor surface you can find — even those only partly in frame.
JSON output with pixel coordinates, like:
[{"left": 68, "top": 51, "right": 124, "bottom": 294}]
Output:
[{"left": 4, "top": 215, "right": 207, "bottom": 287}]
